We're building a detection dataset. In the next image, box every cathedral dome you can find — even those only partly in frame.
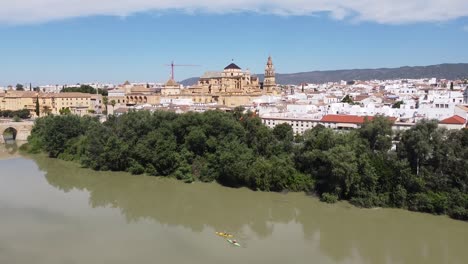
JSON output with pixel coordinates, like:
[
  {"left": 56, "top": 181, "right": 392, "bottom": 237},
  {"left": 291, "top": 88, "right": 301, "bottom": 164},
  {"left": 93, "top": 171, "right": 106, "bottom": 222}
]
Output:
[
  {"left": 224, "top": 63, "right": 241, "bottom": 70},
  {"left": 165, "top": 79, "right": 179, "bottom": 87}
]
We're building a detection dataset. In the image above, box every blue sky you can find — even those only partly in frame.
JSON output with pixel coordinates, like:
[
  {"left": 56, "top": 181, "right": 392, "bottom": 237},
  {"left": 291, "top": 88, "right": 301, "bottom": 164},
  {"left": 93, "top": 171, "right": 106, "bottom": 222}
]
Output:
[{"left": 1, "top": 1, "right": 468, "bottom": 86}]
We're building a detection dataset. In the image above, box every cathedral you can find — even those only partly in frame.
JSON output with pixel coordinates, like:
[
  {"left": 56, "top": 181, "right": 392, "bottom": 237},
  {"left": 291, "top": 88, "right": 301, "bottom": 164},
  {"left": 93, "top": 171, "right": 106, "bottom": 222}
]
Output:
[
  {"left": 185, "top": 56, "right": 277, "bottom": 96},
  {"left": 162, "top": 56, "right": 278, "bottom": 107}
]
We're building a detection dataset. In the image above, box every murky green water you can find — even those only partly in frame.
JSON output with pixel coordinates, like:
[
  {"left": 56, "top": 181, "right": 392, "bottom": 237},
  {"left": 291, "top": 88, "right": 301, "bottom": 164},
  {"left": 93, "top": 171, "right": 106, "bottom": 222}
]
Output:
[{"left": 0, "top": 145, "right": 467, "bottom": 264}]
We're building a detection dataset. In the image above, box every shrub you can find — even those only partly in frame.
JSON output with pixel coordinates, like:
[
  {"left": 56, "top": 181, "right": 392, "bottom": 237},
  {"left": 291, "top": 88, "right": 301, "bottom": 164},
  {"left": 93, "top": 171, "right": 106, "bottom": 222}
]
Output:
[{"left": 321, "top": 193, "right": 338, "bottom": 204}]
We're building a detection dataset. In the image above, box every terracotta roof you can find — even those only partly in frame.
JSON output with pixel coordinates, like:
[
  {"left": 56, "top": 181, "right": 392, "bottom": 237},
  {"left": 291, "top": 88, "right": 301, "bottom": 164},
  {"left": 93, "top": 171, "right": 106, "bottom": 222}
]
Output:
[
  {"left": 224, "top": 63, "right": 241, "bottom": 70},
  {"left": 37, "top": 92, "right": 91, "bottom": 98},
  {"left": 354, "top": 95, "right": 370, "bottom": 102},
  {"left": 440, "top": 115, "right": 466, "bottom": 125},
  {"left": 321, "top": 115, "right": 396, "bottom": 124}
]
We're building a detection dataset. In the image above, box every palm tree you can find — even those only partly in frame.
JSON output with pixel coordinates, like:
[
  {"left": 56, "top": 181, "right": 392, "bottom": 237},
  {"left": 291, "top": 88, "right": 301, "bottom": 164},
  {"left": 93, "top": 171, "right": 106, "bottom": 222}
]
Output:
[
  {"left": 42, "top": 106, "right": 52, "bottom": 116},
  {"left": 103, "top": 96, "right": 108, "bottom": 115},
  {"left": 110, "top": 100, "right": 116, "bottom": 115}
]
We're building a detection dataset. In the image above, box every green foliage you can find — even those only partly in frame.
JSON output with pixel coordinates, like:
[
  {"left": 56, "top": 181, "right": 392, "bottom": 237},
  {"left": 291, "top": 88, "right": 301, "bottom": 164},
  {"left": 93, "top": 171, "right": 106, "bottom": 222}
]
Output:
[
  {"left": 42, "top": 106, "right": 52, "bottom": 116},
  {"left": 103, "top": 96, "right": 109, "bottom": 116},
  {"left": 0, "top": 109, "right": 31, "bottom": 119},
  {"left": 392, "top": 101, "right": 403, "bottom": 109},
  {"left": 61, "top": 85, "right": 108, "bottom": 96},
  {"left": 341, "top": 95, "right": 354, "bottom": 104},
  {"left": 321, "top": 193, "right": 338, "bottom": 204},
  {"left": 35, "top": 96, "right": 40, "bottom": 116},
  {"left": 359, "top": 115, "right": 393, "bottom": 152},
  {"left": 16, "top": 83, "right": 24, "bottom": 91},
  {"left": 273, "top": 123, "right": 294, "bottom": 142},
  {"left": 26, "top": 111, "right": 468, "bottom": 221},
  {"left": 59, "top": 107, "right": 72, "bottom": 115}
]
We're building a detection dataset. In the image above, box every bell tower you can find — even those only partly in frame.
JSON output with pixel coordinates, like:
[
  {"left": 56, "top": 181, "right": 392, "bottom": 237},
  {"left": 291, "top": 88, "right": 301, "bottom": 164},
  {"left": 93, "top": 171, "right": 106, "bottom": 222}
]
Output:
[{"left": 263, "top": 56, "right": 276, "bottom": 93}]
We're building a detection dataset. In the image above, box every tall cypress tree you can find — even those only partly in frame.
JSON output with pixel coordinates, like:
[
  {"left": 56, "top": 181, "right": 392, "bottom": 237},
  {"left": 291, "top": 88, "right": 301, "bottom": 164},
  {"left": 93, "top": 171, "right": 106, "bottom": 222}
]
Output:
[{"left": 35, "top": 96, "right": 40, "bottom": 117}]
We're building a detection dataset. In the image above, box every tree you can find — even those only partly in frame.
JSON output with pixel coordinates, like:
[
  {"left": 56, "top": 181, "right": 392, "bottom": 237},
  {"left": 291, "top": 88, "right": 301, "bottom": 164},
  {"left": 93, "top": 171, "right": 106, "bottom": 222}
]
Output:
[
  {"left": 273, "top": 123, "right": 294, "bottom": 142},
  {"left": 185, "top": 127, "right": 207, "bottom": 156},
  {"left": 59, "top": 107, "right": 72, "bottom": 115},
  {"left": 110, "top": 100, "right": 116, "bottom": 114},
  {"left": 35, "top": 96, "right": 40, "bottom": 117},
  {"left": 103, "top": 96, "right": 108, "bottom": 116},
  {"left": 392, "top": 101, "right": 403, "bottom": 109},
  {"left": 16, "top": 84, "right": 24, "bottom": 91},
  {"left": 42, "top": 106, "right": 52, "bottom": 116},
  {"left": 232, "top": 106, "right": 245, "bottom": 120},
  {"left": 341, "top": 95, "right": 354, "bottom": 104},
  {"left": 359, "top": 115, "right": 393, "bottom": 152},
  {"left": 61, "top": 85, "right": 108, "bottom": 96},
  {"left": 397, "top": 120, "right": 442, "bottom": 176},
  {"left": 450, "top": 82, "right": 454, "bottom": 91}
]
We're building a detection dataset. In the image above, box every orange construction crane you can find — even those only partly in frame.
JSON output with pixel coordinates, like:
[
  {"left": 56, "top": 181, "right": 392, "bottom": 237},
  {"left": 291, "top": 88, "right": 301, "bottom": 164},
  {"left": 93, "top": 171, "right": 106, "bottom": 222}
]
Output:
[{"left": 164, "top": 61, "right": 200, "bottom": 81}]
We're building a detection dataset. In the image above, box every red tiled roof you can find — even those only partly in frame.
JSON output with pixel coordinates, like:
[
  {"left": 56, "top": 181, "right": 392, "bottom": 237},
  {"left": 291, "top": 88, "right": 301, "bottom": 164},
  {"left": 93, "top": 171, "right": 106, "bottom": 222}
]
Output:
[
  {"left": 440, "top": 115, "right": 466, "bottom": 125},
  {"left": 354, "top": 95, "right": 370, "bottom": 102},
  {"left": 321, "top": 115, "right": 396, "bottom": 124}
]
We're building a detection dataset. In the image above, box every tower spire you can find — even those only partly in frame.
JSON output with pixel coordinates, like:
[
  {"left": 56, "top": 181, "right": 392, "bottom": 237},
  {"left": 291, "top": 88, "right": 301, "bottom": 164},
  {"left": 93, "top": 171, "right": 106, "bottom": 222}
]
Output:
[{"left": 263, "top": 56, "right": 276, "bottom": 93}]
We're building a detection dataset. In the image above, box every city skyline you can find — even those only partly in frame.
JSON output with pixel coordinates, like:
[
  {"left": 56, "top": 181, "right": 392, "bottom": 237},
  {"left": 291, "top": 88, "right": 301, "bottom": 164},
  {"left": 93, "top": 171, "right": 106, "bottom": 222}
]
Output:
[{"left": 1, "top": 1, "right": 468, "bottom": 85}]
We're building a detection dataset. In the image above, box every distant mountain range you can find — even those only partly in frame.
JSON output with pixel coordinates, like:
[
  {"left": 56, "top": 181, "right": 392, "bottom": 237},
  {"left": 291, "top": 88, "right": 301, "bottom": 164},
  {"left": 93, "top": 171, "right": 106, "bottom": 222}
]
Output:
[{"left": 180, "top": 63, "right": 468, "bottom": 86}]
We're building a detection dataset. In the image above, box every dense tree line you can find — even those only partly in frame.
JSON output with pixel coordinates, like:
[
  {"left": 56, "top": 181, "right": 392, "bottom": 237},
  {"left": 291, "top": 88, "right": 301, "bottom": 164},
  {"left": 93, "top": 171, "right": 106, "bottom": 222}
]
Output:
[
  {"left": 61, "top": 85, "right": 108, "bottom": 96},
  {"left": 24, "top": 109, "right": 468, "bottom": 220},
  {"left": 0, "top": 109, "right": 31, "bottom": 119}
]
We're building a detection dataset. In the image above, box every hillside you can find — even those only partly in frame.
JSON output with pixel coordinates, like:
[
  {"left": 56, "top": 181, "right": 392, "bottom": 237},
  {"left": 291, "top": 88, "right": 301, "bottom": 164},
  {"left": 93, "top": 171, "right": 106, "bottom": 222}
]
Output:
[{"left": 181, "top": 63, "right": 468, "bottom": 86}]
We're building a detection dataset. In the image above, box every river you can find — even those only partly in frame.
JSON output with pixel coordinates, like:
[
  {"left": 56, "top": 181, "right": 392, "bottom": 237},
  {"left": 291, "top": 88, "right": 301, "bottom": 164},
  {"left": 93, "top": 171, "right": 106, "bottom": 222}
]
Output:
[{"left": 0, "top": 144, "right": 467, "bottom": 264}]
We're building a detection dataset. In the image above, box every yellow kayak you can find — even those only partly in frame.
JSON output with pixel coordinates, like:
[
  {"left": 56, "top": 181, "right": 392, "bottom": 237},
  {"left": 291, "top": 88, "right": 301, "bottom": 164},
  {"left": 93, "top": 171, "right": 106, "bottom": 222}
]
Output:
[{"left": 216, "top": 232, "right": 233, "bottom": 238}]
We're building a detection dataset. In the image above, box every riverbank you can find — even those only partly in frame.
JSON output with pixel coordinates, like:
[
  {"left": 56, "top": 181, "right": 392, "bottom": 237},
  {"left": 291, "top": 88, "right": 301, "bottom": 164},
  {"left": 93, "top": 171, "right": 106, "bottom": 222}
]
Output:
[{"left": 23, "top": 111, "right": 468, "bottom": 221}]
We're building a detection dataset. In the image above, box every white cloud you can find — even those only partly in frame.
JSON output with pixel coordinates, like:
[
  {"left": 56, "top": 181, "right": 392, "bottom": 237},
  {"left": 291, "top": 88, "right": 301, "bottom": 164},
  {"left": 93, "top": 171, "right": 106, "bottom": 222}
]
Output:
[{"left": 0, "top": 0, "right": 468, "bottom": 24}]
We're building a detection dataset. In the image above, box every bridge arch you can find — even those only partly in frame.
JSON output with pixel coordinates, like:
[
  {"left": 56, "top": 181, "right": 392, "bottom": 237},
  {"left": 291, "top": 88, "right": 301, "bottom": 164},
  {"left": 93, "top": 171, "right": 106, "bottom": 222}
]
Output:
[
  {"left": 2, "top": 127, "right": 18, "bottom": 141},
  {"left": 0, "top": 121, "right": 34, "bottom": 144}
]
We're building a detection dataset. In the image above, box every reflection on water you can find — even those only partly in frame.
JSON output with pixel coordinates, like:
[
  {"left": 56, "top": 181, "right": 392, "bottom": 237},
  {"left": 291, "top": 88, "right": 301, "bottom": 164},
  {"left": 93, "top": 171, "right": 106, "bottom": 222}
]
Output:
[
  {"left": 1, "top": 152, "right": 467, "bottom": 264},
  {"left": 0, "top": 141, "right": 26, "bottom": 158}
]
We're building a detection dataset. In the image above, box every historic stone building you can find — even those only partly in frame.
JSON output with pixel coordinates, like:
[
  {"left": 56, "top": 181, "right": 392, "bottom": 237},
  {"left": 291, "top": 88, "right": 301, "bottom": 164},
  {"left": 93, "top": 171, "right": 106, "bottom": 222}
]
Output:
[
  {"left": 263, "top": 56, "right": 276, "bottom": 93},
  {"left": 0, "top": 90, "right": 102, "bottom": 117},
  {"left": 188, "top": 62, "right": 261, "bottom": 95},
  {"left": 165, "top": 57, "right": 277, "bottom": 107},
  {"left": 161, "top": 79, "right": 181, "bottom": 96}
]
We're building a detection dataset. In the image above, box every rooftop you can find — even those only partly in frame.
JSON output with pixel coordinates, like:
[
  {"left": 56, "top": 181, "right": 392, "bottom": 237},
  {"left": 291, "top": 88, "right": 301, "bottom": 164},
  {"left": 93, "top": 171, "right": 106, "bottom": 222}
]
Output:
[
  {"left": 440, "top": 115, "right": 466, "bottom": 125},
  {"left": 200, "top": 71, "right": 222, "bottom": 79},
  {"left": 42, "top": 92, "right": 92, "bottom": 98},
  {"left": 224, "top": 63, "right": 241, "bottom": 70},
  {"left": 321, "top": 114, "right": 397, "bottom": 124},
  {"left": 165, "top": 79, "right": 179, "bottom": 87}
]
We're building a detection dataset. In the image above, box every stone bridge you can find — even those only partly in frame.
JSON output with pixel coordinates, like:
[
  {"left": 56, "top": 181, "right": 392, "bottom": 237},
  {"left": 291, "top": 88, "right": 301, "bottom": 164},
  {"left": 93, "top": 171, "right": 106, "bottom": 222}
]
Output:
[{"left": 0, "top": 121, "right": 34, "bottom": 143}]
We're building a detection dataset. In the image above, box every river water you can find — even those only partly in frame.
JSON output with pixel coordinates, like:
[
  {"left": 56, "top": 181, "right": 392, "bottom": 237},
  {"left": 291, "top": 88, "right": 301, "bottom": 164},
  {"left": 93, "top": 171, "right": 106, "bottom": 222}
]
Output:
[{"left": 0, "top": 144, "right": 467, "bottom": 264}]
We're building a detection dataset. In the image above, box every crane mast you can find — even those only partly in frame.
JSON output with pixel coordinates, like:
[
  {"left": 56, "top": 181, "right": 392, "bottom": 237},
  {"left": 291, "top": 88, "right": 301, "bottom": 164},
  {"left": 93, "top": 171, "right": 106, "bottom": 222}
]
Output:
[{"left": 164, "top": 61, "right": 200, "bottom": 81}]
